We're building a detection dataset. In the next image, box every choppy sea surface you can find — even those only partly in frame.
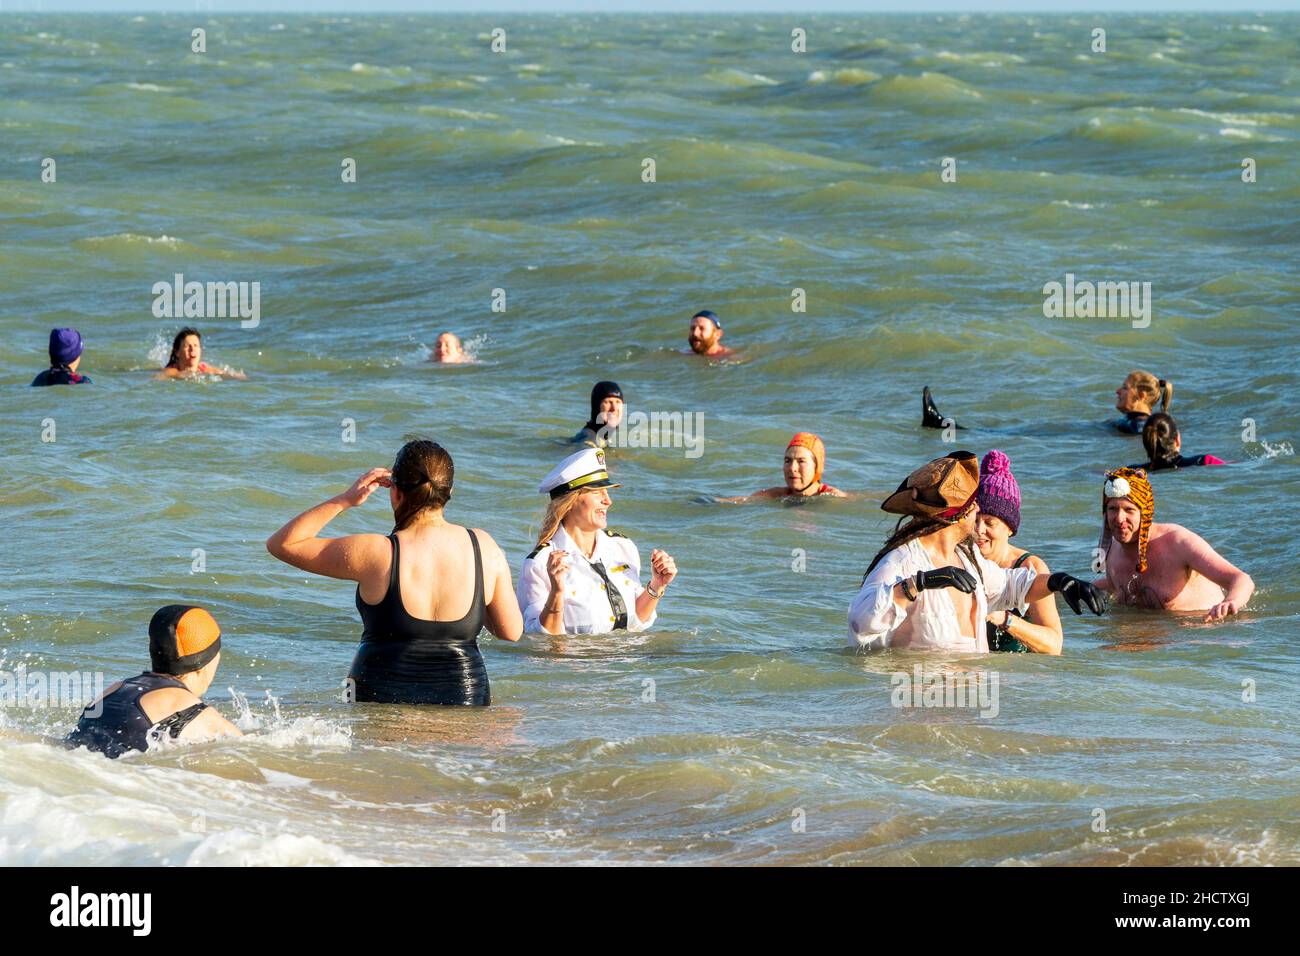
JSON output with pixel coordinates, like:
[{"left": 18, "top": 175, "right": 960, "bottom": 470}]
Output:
[{"left": 2, "top": 13, "right": 1298, "bottom": 865}]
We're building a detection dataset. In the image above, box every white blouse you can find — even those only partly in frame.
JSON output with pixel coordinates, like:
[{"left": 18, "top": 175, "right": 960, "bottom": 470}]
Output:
[
  {"left": 847, "top": 538, "right": 1037, "bottom": 653},
  {"left": 517, "top": 524, "right": 656, "bottom": 635}
]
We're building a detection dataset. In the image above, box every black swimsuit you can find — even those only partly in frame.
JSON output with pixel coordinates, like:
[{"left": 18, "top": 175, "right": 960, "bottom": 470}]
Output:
[
  {"left": 351, "top": 529, "right": 489, "bottom": 706},
  {"left": 65, "top": 673, "right": 208, "bottom": 759},
  {"left": 987, "top": 553, "right": 1034, "bottom": 653}
]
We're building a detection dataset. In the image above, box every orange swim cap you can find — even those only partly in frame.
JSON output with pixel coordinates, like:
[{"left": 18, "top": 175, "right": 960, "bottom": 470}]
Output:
[
  {"left": 149, "top": 605, "right": 222, "bottom": 676},
  {"left": 787, "top": 432, "right": 826, "bottom": 483}
]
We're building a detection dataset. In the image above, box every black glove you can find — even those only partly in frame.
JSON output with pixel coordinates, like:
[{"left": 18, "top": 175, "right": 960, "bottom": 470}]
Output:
[
  {"left": 1048, "top": 572, "right": 1105, "bottom": 616},
  {"left": 916, "top": 566, "right": 978, "bottom": 594}
]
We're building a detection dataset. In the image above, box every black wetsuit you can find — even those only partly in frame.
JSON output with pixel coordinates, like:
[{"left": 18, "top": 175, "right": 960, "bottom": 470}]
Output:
[
  {"left": 987, "top": 553, "right": 1034, "bottom": 653},
  {"left": 1127, "top": 454, "right": 1218, "bottom": 471},
  {"left": 351, "top": 529, "right": 489, "bottom": 705},
  {"left": 32, "top": 367, "right": 91, "bottom": 386},
  {"left": 65, "top": 673, "right": 207, "bottom": 759},
  {"left": 1113, "top": 411, "right": 1148, "bottom": 435}
]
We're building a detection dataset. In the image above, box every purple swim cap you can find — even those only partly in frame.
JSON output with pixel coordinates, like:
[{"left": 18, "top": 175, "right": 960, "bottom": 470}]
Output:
[{"left": 49, "top": 328, "right": 84, "bottom": 366}]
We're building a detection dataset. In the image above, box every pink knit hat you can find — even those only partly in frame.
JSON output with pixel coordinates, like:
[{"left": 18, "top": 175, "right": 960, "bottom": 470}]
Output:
[{"left": 976, "top": 450, "right": 1021, "bottom": 535}]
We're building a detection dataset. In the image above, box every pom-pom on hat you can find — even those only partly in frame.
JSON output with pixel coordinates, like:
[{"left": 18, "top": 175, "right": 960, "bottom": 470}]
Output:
[{"left": 976, "top": 449, "right": 1022, "bottom": 535}]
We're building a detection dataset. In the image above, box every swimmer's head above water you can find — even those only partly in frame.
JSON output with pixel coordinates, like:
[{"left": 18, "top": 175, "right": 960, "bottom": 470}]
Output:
[
  {"left": 432, "top": 332, "right": 466, "bottom": 363},
  {"left": 688, "top": 310, "right": 729, "bottom": 356},
  {"left": 149, "top": 604, "right": 223, "bottom": 692},
  {"left": 535, "top": 447, "right": 620, "bottom": 547},
  {"left": 784, "top": 432, "right": 825, "bottom": 494},
  {"left": 166, "top": 327, "right": 203, "bottom": 371},
  {"left": 1116, "top": 370, "right": 1172, "bottom": 416},
  {"left": 1142, "top": 413, "right": 1184, "bottom": 466},
  {"left": 49, "top": 327, "right": 84, "bottom": 370},
  {"left": 974, "top": 450, "right": 1023, "bottom": 561},
  {"left": 1100, "top": 467, "right": 1154, "bottom": 573},
  {"left": 388, "top": 439, "right": 455, "bottom": 530},
  {"left": 588, "top": 380, "right": 625, "bottom": 431}
]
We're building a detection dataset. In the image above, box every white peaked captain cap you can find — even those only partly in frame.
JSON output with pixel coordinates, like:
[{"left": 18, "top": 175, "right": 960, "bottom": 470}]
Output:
[{"left": 539, "top": 447, "right": 621, "bottom": 499}]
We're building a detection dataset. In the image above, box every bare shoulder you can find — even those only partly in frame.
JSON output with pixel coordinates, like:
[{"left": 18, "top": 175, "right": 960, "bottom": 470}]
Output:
[
  {"left": 1024, "top": 553, "right": 1051, "bottom": 574},
  {"left": 1156, "top": 523, "right": 1209, "bottom": 550},
  {"left": 139, "top": 686, "right": 201, "bottom": 723},
  {"left": 188, "top": 705, "right": 242, "bottom": 738},
  {"left": 469, "top": 527, "right": 508, "bottom": 562}
]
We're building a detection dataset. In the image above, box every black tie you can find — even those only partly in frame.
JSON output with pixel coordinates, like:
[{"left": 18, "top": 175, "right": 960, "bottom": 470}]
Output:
[{"left": 589, "top": 560, "right": 629, "bottom": 630}]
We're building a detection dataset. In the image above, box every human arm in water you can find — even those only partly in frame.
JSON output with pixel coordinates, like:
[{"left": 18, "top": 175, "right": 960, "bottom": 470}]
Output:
[
  {"left": 1173, "top": 527, "right": 1254, "bottom": 622},
  {"left": 989, "top": 555, "right": 1063, "bottom": 655},
  {"left": 157, "top": 362, "right": 248, "bottom": 380},
  {"left": 719, "top": 485, "right": 848, "bottom": 502},
  {"left": 265, "top": 468, "right": 393, "bottom": 582}
]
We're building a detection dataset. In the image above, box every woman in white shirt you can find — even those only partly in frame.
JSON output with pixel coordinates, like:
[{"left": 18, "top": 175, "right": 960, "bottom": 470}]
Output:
[
  {"left": 518, "top": 447, "right": 677, "bottom": 635},
  {"left": 848, "top": 451, "right": 1103, "bottom": 653}
]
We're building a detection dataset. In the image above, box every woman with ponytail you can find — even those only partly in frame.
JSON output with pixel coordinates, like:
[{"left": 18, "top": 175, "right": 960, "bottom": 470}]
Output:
[
  {"left": 266, "top": 439, "right": 522, "bottom": 705},
  {"left": 1131, "top": 413, "right": 1226, "bottom": 471},
  {"left": 1113, "top": 370, "right": 1172, "bottom": 435}
]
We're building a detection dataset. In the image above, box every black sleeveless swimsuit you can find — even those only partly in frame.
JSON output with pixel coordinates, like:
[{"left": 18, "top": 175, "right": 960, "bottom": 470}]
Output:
[
  {"left": 351, "top": 528, "right": 489, "bottom": 706},
  {"left": 987, "top": 553, "right": 1034, "bottom": 653},
  {"left": 65, "top": 673, "right": 208, "bottom": 759}
]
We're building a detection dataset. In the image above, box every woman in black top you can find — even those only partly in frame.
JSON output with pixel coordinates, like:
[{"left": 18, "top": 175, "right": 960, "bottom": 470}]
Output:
[
  {"left": 266, "top": 439, "right": 523, "bottom": 705},
  {"left": 66, "top": 605, "right": 242, "bottom": 758}
]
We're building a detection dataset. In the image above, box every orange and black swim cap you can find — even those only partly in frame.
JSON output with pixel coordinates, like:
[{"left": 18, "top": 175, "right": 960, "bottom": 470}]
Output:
[{"left": 148, "top": 605, "right": 222, "bottom": 676}]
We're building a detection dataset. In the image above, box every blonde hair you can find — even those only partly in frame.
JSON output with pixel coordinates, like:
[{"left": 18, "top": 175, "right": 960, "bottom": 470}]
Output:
[
  {"left": 534, "top": 490, "right": 584, "bottom": 550},
  {"left": 1127, "top": 370, "right": 1173, "bottom": 413}
]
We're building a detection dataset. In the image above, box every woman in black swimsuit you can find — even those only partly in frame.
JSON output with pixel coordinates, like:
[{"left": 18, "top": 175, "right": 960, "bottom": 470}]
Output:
[
  {"left": 972, "top": 451, "right": 1064, "bottom": 655},
  {"left": 266, "top": 439, "right": 523, "bottom": 705},
  {"left": 66, "top": 605, "right": 243, "bottom": 758}
]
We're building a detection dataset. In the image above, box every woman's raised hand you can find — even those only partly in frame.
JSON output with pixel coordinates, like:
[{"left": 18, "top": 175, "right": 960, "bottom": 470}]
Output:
[{"left": 337, "top": 468, "right": 393, "bottom": 508}]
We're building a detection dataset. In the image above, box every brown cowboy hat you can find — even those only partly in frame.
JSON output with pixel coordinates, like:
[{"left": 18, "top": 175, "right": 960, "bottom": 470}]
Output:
[{"left": 881, "top": 451, "right": 980, "bottom": 520}]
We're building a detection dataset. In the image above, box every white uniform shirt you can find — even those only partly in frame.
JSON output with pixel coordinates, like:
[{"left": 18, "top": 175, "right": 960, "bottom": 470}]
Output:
[
  {"left": 518, "top": 525, "right": 657, "bottom": 635},
  {"left": 847, "top": 538, "right": 1036, "bottom": 652}
]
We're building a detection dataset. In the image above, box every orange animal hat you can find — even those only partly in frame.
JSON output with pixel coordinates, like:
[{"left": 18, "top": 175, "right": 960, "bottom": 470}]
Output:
[
  {"left": 787, "top": 432, "right": 826, "bottom": 483},
  {"left": 1099, "top": 467, "right": 1155, "bottom": 573}
]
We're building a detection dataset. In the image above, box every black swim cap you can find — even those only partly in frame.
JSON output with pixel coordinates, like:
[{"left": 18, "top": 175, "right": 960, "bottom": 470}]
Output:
[
  {"left": 589, "top": 381, "right": 623, "bottom": 427},
  {"left": 692, "top": 310, "right": 721, "bottom": 329},
  {"left": 148, "top": 605, "right": 222, "bottom": 676}
]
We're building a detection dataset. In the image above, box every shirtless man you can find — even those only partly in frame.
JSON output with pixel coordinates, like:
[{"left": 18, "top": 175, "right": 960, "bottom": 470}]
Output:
[
  {"left": 1094, "top": 467, "right": 1252, "bottom": 623},
  {"left": 687, "top": 310, "right": 735, "bottom": 359}
]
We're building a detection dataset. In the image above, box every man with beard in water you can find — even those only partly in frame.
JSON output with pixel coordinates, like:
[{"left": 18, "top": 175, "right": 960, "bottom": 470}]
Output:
[
  {"left": 687, "top": 310, "right": 734, "bottom": 359},
  {"left": 1094, "top": 467, "right": 1252, "bottom": 622},
  {"left": 848, "top": 451, "right": 1104, "bottom": 652}
]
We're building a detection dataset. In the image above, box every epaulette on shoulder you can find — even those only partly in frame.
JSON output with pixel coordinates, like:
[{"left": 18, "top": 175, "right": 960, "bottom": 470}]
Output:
[{"left": 527, "top": 541, "right": 551, "bottom": 560}]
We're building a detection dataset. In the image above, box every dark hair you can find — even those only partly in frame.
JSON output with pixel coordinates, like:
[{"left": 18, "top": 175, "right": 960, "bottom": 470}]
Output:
[
  {"left": 166, "top": 327, "right": 202, "bottom": 369},
  {"left": 862, "top": 516, "right": 984, "bottom": 586},
  {"left": 391, "top": 439, "right": 454, "bottom": 531},
  {"left": 1142, "top": 412, "right": 1180, "bottom": 466}
]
